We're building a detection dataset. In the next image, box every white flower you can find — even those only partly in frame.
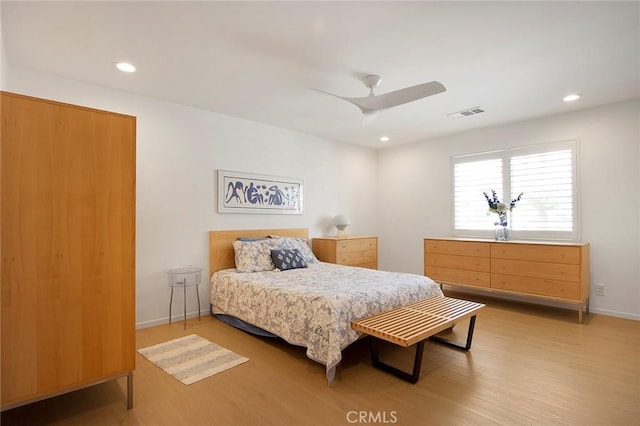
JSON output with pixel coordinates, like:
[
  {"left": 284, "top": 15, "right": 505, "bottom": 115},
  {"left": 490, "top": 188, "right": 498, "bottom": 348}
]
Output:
[{"left": 495, "top": 203, "right": 508, "bottom": 214}]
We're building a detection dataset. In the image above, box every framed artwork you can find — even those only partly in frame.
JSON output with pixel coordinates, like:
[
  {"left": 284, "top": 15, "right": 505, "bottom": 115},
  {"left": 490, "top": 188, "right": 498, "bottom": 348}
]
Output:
[{"left": 217, "top": 170, "right": 303, "bottom": 214}]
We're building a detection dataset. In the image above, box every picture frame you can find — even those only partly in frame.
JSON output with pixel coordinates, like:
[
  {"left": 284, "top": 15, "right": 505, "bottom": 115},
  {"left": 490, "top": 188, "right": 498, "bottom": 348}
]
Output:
[{"left": 217, "top": 170, "right": 303, "bottom": 215}]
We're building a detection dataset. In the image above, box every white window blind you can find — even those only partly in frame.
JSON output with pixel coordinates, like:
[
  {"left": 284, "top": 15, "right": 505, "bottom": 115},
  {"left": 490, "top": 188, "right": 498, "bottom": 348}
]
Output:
[
  {"left": 452, "top": 141, "right": 578, "bottom": 240},
  {"left": 510, "top": 149, "right": 574, "bottom": 232},
  {"left": 454, "top": 157, "right": 502, "bottom": 230}
]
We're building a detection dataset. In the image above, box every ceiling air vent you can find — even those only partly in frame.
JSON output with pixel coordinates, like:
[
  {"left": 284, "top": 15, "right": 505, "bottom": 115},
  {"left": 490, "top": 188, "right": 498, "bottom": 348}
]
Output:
[{"left": 448, "top": 107, "right": 485, "bottom": 119}]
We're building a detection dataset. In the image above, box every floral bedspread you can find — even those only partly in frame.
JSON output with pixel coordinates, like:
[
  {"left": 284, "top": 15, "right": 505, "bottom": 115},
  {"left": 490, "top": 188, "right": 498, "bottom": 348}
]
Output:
[{"left": 210, "top": 262, "right": 443, "bottom": 382}]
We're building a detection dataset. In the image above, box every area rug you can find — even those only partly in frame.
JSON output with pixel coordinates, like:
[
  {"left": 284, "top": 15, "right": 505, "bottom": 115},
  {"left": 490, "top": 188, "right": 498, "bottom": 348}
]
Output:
[{"left": 138, "top": 334, "right": 248, "bottom": 385}]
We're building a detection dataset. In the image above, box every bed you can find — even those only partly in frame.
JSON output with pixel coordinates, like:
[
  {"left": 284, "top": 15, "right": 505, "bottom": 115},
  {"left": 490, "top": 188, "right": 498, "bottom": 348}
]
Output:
[{"left": 208, "top": 228, "right": 443, "bottom": 383}]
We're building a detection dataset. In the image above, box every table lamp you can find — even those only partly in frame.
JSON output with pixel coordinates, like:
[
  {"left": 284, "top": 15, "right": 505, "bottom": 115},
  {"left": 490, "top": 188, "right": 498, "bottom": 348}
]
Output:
[{"left": 331, "top": 214, "right": 352, "bottom": 238}]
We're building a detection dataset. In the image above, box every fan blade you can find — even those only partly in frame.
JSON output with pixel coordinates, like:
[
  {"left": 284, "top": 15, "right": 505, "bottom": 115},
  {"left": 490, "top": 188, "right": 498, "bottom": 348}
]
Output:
[
  {"left": 313, "top": 80, "right": 445, "bottom": 116},
  {"left": 347, "top": 81, "right": 446, "bottom": 112},
  {"left": 312, "top": 88, "right": 378, "bottom": 113},
  {"left": 340, "top": 95, "right": 379, "bottom": 113},
  {"left": 370, "top": 81, "right": 446, "bottom": 110}
]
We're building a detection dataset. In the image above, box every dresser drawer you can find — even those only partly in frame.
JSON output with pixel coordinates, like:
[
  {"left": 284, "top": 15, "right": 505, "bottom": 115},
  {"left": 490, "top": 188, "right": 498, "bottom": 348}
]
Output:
[
  {"left": 425, "top": 266, "right": 490, "bottom": 288},
  {"left": 491, "top": 259, "right": 580, "bottom": 282},
  {"left": 336, "top": 238, "right": 377, "bottom": 253},
  {"left": 313, "top": 236, "right": 378, "bottom": 270},
  {"left": 351, "top": 260, "right": 378, "bottom": 269},
  {"left": 425, "top": 239, "right": 490, "bottom": 257},
  {"left": 491, "top": 243, "right": 581, "bottom": 264},
  {"left": 337, "top": 250, "right": 377, "bottom": 265},
  {"left": 425, "top": 253, "right": 490, "bottom": 272},
  {"left": 491, "top": 273, "right": 580, "bottom": 300}
]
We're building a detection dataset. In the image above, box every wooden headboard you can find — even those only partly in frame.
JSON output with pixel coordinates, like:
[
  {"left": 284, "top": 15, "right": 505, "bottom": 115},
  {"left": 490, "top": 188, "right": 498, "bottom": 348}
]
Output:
[{"left": 209, "top": 228, "right": 309, "bottom": 275}]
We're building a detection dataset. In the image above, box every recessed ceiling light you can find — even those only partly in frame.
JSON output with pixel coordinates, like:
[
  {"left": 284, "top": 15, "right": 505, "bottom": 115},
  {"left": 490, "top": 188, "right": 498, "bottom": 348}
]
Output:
[
  {"left": 563, "top": 94, "right": 581, "bottom": 102},
  {"left": 379, "top": 136, "right": 390, "bottom": 142},
  {"left": 116, "top": 62, "right": 136, "bottom": 73}
]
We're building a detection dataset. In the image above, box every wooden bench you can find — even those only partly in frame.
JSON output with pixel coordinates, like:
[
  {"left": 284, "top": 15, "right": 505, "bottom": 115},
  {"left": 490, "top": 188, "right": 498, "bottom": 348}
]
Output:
[{"left": 351, "top": 296, "right": 485, "bottom": 383}]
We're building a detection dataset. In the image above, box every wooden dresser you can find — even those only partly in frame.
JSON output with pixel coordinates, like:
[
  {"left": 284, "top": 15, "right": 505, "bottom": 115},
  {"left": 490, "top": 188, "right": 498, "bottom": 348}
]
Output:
[
  {"left": 1, "top": 92, "right": 136, "bottom": 410},
  {"left": 424, "top": 238, "right": 590, "bottom": 322},
  {"left": 313, "top": 236, "right": 378, "bottom": 269}
]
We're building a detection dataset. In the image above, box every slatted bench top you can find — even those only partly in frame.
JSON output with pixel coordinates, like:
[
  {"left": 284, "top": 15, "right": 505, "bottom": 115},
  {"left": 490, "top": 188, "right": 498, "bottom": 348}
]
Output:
[{"left": 351, "top": 296, "right": 485, "bottom": 348}]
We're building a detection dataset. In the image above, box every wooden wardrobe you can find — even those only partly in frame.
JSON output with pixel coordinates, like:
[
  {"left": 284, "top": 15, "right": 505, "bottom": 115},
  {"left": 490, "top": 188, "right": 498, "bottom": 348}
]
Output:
[{"left": 1, "top": 92, "right": 136, "bottom": 410}]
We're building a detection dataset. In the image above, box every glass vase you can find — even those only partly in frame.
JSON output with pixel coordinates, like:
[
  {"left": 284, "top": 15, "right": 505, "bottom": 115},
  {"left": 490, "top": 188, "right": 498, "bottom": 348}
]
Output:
[{"left": 493, "top": 212, "right": 510, "bottom": 241}]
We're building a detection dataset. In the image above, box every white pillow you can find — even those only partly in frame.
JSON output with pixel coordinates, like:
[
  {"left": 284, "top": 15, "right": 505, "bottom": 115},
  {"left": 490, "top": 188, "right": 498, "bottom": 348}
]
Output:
[{"left": 233, "top": 239, "right": 280, "bottom": 273}]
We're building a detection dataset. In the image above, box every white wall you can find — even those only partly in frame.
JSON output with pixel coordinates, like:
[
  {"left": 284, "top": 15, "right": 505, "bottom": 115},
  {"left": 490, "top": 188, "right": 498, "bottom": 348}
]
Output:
[
  {"left": 7, "top": 67, "right": 639, "bottom": 322},
  {"left": 7, "top": 68, "right": 379, "bottom": 327},
  {"left": 377, "top": 100, "right": 640, "bottom": 320},
  {"left": 0, "top": 5, "right": 8, "bottom": 90}
]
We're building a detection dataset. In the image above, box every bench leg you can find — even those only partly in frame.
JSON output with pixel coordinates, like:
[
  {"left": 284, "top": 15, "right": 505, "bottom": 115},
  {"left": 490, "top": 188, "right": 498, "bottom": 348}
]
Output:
[
  {"left": 370, "top": 338, "right": 425, "bottom": 384},
  {"left": 429, "top": 315, "right": 477, "bottom": 350},
  {"left": 368, "top": 316, "right": 478, "bottom": 384}
]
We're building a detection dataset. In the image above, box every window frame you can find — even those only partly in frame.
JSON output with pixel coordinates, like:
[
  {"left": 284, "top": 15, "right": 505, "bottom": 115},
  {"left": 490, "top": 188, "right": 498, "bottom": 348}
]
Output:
[{"left": 451, "top": 140, "right": 580, "bottom": 241}]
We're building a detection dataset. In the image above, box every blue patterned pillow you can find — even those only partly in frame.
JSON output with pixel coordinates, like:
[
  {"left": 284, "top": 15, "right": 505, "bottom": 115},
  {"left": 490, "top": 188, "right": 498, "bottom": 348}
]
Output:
[
  {"left": 270, "top": 249, "right": 308, "bottom": 271},
  {"left": 270, "top": 237, "right": 318, "bottom": 264}
]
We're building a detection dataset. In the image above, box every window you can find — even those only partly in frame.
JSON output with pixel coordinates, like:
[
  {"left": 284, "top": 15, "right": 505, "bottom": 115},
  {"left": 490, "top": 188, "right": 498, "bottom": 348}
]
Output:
[{"left": 452, "top": 140, "right": 578, "bottom": 240}]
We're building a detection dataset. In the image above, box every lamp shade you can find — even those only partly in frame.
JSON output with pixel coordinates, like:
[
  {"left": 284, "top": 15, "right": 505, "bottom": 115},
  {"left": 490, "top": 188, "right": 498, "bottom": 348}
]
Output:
[
  {"left": 331, "top": 214, "right": 351, "bottom": 227},
  {"left": 331, "top": 214, "right": 351, "bottom": 237}
]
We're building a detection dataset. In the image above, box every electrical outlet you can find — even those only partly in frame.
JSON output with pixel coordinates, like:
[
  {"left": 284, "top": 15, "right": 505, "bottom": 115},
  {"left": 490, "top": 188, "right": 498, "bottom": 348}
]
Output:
[{"left": 595, "top": 284, "right": 605, "bottom": 296}]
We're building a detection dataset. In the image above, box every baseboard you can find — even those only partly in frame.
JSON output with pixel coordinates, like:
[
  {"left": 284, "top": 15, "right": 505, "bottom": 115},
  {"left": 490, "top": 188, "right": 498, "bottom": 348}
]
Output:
[
  {"left": 136, "top": 308, "right": 212, "bottom": 329},
  {"left": 588, "top": 308, "right": 640, "bottom": 321}
]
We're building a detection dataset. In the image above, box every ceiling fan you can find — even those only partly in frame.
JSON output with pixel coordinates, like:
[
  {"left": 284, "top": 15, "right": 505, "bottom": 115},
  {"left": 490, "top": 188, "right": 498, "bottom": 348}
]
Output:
[{"left": 315, "top": 75, "right": 446, "bottom": 125}]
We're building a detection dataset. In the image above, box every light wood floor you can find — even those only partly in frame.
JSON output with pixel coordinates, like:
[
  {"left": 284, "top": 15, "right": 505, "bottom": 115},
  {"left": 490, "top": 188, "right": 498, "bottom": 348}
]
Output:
[{"left": 3, "top": 293, "right": 639, "bottom": 425}]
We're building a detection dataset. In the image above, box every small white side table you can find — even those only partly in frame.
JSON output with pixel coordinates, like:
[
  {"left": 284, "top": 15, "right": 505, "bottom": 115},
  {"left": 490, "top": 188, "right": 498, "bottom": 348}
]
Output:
[{"left": 166, "top": 267, "right": 202, "bottom": 330}]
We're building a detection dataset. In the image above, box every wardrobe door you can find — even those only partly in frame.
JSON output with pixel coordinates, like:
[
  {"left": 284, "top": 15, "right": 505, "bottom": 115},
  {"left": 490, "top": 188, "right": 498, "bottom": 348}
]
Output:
[{"left": 1, "top": 92, "right": 135, "bottom": 409}]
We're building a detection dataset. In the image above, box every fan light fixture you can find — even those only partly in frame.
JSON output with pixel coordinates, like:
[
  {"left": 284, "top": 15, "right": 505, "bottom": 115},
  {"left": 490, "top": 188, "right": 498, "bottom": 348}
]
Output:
[
  {"left": 362, "top": 109, "right": 380, "bottom": 126},
  {"left": 331, "top": 214, "right": 352, "bottom": 238}
]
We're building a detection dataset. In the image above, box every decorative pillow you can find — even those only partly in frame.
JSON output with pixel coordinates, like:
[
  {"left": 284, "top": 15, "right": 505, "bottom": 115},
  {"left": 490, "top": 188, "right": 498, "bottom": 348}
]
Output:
[
  {"left": 270, "top": 249, "right": 308, "bottom": 271},
  {"left": 271, "top": 237, "right": 318, "bottom": 264},
  {"left": 233, "top": 239, "right": 280, "bottom": 273}
]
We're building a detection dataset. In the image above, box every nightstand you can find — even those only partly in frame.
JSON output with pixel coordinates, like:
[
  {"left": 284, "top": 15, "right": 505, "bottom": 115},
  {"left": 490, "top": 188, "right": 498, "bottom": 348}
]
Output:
[
  {"left": 312, "top": 236, "right": 378, "bottom": 269},
  {"left": 166, "top": 266, "right": 203, "bottom": 330}
]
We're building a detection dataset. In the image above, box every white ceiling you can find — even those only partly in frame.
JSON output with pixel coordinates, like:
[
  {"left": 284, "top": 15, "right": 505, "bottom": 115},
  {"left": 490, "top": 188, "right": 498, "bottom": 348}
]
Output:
[{"left": 2, "top": 1, "right": 639, "bottom": 148}]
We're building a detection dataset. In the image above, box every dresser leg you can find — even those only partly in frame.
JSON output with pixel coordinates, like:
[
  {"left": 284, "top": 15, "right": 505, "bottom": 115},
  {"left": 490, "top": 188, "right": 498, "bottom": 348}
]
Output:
[{"left": 127, "top": 372, "right": 133, "bottom": 409}]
